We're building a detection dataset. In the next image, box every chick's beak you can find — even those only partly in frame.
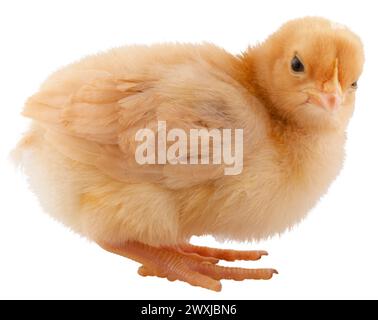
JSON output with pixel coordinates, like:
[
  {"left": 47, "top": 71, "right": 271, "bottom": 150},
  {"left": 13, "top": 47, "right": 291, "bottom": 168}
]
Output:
[
  {"left": 306, "top": 59, "right": 343, "bottom": 112},
  {"left": 308, "top": 92, "right": 342, "bottom": 112}
]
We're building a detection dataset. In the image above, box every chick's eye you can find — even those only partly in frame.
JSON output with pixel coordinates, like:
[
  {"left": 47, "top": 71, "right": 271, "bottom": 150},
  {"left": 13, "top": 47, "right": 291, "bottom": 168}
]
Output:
[
  {"left": 351, "top": 81, "right": 358, "bottom": 89},
  {"left": 291, "top": 56, "right": 305, "bottom": 73}
]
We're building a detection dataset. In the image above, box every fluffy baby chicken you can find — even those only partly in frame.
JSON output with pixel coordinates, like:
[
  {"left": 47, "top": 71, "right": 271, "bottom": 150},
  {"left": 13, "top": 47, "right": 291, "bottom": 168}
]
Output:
[{"left": 14, "top": 17, "right": 364, "bottom": 291}]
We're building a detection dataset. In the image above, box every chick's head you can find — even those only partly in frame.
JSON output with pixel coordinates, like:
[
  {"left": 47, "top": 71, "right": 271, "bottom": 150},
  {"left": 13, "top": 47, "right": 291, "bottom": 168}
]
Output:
[{"left": 249, "top": 17, "right": 364, "bottom": 130}]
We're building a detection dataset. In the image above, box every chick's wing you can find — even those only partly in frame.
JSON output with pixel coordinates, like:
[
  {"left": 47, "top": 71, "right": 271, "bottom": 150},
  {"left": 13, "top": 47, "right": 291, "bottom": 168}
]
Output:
[{"left": 23, "top": 62, "right": 256, "bottom": 189}]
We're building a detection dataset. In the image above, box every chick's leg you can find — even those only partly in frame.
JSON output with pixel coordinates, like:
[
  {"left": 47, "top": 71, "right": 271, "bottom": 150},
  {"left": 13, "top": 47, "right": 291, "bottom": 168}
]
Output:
[{"left": 100, "top": 241, "right": 277, "bottom": 292}]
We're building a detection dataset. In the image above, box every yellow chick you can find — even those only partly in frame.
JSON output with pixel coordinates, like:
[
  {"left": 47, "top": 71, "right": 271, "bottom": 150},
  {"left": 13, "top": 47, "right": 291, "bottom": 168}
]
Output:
[{"left": 14, "top": 17, "right": 364, "bottom": 291}]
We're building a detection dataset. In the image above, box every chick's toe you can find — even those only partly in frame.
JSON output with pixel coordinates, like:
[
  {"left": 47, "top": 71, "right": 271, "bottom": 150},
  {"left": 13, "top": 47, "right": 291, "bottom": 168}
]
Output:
[{"left": 179, "top": 244, "right": 268, "bottom": 261}]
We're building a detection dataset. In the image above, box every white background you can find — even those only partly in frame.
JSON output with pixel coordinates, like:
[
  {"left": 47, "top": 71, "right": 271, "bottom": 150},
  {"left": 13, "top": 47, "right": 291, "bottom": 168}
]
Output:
[{"left": 1, "top": 0, "right": 377, "bottom": 300}]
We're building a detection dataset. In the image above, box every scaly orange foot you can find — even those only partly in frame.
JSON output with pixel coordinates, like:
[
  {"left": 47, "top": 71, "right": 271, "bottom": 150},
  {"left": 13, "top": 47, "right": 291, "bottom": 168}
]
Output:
[{"left": 101, "top": 241, "right": 277, "bottom": 292}]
